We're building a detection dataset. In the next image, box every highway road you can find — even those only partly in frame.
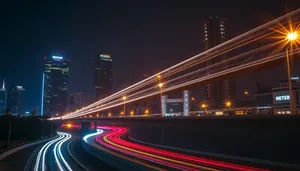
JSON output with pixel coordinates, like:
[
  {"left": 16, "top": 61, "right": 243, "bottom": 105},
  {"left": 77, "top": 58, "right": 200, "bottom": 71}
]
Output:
[
  {"left": 25, "top": 131, "right": 117, "bottom": 171},
  {"left": 84, "top": 126, "right": 271, "bottom": 171},
  {"left": 0, "top": 131, "right": 117, "bottom": 171}
]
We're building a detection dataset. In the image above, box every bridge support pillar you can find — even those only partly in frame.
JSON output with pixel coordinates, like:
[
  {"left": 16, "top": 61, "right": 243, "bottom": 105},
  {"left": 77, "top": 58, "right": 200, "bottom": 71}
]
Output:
[
  {"left": 161, "top": 95, "right": 168, "bottom": 116},
  {"left": 80, "top": 122, "right": 90, "bottom": 136},
  {"left": 183, "top": 90, "right": 190, "bottom": 116},
  {"left": 93, "top": 122, "right": 98, "bottom": 131}
]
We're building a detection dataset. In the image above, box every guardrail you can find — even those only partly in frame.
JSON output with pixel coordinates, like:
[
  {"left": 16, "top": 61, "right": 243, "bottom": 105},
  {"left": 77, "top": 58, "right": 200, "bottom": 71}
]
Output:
[{"left": 0, "top": 136, "right": 58, "bottom": 160}]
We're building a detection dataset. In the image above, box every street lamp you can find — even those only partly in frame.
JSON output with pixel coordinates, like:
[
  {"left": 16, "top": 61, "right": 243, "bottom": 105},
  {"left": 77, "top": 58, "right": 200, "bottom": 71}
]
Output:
[
  {"left": 285, "top": 31, "right": 298, "bottom": 114},
  {"left": 145, "top": 109, "right": 149, "bottom": 115},
  {"left": 201, "top": 103, "right": 207, "bottom": 114},
  {"left": 225, "top": 101, "right": 231, "bottom": 108},
  {"left": 130, "top": 110, "right": 134, "bottom": 116},
  {"left": 158, "top": 83, "right": 163, "bottom": 116},
  {"left": 122, "top": 96, "right": 127, "bottom": 116}
]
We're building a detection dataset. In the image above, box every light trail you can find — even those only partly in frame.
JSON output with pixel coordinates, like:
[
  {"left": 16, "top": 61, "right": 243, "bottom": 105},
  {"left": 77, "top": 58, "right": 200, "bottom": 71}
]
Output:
[
  {"left": 34, "top": 132, "right": 73, "bottom": 171},
  {"left": 53, "top": 132, "right": 73, "bottom": 171},
  {"left": 94, "top": 126, "right": 270, "bottom": 171},
  {"left": 82, "top": 129, "right": 168, "bottom": 171},
  {"left": 59, "top": 49, "right": 300, "bottom": 119},
  {"left": 83, "top": 129, "right": 103, "bottom": 143},
  {"left": 50, "top": 9, "right": 300, "bottom": 120},
  {"left": 34, "top": 134, "right": 64, "bottom": 171}
]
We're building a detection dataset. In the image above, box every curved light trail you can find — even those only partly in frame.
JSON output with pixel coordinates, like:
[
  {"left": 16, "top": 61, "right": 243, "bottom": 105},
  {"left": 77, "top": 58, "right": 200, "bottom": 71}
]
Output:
[
  {"left": 50, "top": 9, "right": 300, "bottom": 120},
  {"left": 93, "top": 126, "right": 270, "bottom": 171},
  {"left": 54, "top": 132, "right": 73, "bottom": 171},
  {"left": 34, "top": 132, "right": 73, "bottom": 171}
]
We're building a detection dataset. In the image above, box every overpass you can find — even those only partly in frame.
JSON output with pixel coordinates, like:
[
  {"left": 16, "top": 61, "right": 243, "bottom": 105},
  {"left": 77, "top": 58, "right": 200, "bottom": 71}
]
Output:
[{"left": 51, "top": 9, "right": 300, "bottom": 120}]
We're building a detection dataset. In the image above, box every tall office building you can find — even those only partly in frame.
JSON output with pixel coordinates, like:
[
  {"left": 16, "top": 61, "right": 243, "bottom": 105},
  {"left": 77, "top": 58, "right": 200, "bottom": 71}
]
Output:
[
  {"left": 203, "top": 16, "right": 236, "bottom": 109},
  {"left": 68, "top": 92, "right": 84, "bottom": 112},
  {"left": 93, "top": 53, "right": 112, "bottom": 101},
  {"left": 7, "top": 85, "right": 25, "bottom": 115},
  {"left": 43, "top": 54, "right": 69, "bottom": 116},
  {"left": 0, "top": 80, "right": 7, "bottom": 114}
]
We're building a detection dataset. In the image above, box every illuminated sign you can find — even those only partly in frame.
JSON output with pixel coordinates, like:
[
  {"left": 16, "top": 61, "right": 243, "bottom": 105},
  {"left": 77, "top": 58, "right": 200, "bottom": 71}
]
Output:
[
  {"left": 52, "top": 56, "right": 63, "bottom": 60},
  {"left": 100, "top": 54, "right": 110, "bottom": 58},
  {"left": 291, "top": 77, "right": 299, "bottom": 80},
  {"left": 102, "top": 58, "right": 110, "bottom": 61},
  {"left": 275, "top": 95, "right": 290, "bottom": 101}
]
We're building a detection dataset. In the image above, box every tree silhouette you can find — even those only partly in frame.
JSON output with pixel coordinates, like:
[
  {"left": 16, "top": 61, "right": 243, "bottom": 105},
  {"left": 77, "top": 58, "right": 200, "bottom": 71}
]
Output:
[
  {"left": 31, "top": 110, "right": 36, "bottom": 117},
  {"left": 3, "top": 108, "right": 11, "bottom": 116}
]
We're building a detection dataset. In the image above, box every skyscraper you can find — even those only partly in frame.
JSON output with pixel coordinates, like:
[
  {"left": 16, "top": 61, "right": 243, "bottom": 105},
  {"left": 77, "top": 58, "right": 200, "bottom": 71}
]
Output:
[
  {"left": 68, "top": 92, "right": 84, "bottom": 112},
  {"left": 93, "top": 53, "right": 113, "bottom": 101},
  {"left": 203, "top": 16, "right": 236, "bottom": 109},
  {"left": 7, "top": 85, "right": 25, "bottom": 115},
  {"left": 0, "top": 80, "right": 7, "bottom": 114},
  {"left": 43, "top": 54, "right": 69, "bottom": 116}
]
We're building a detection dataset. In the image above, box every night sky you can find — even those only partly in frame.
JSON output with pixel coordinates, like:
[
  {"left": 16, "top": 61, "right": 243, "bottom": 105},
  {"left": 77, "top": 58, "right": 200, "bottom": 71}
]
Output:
[{"left": 0, "top": 0, "right": 299, "bottom": 110}]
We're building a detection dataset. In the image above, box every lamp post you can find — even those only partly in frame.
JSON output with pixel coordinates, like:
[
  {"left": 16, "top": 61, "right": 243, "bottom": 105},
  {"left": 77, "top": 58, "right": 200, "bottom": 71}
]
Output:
[
  {"left": 122, "top": 96, "right": 127, "bottom": 116},
  {"left": 201, "top": 103, "right": 207, "bottom": 115},
  {"left": 158, "top": 83, "right": 163, "bottom": 116},
  {"left": 285, "top": 32, "right": 298, "bottom": 114},
  {"left": 225, "top": 101, "right": 231, "bottom": 108}
]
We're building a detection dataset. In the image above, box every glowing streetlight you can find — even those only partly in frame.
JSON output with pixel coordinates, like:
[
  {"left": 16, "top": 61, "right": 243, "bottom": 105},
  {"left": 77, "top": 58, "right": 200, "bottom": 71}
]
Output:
[
  {"left": 145, "top": 109, "right": 149, "bottom": 115},
  {"left": 244, "top": 91, "right": 249, "bottom": 95},
  {"left": 108, "top": 113, "right": 112, "bottom": 117},
  {"left": 130, "top": 110, "right": 134, "bottom": 116},
  {"left": 191, "top": 97, "right": 195, "bottom": 101},
  {"left": 285, "top": 31, "right": 298, "bottom": 114},
  {"left": 287, "top": 32, "right": 298, "bottom": 41},
  {"left": 158, "top": 83, "right": 163, "bottom": 116},
  {"left": 122, "top": 96, "right": 127, "bottom": 116},
  {"left": 226, "top": 101, "right": 231, "bottom": 108},
  {"left": 96, "top": 114, "right": 99, "bottom": 117},
  {"left": 67, "top": 123, "right": 72, "bottom": 128}
]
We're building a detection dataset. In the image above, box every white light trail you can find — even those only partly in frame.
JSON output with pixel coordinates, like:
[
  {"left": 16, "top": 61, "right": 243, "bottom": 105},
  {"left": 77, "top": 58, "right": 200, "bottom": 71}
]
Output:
[
  {"left": 49, "top": 9, "right": 300, "bottom": 120},
  {"left": 83, "top": 129, "right": 104, "bottom": 143},
  {"left": 34, "top": 132, "right": 73, "bottom": 171},
  {"left": 34, "top": 134, "right": 64, "bottom": 171},
  {"left": 53, "top": 132, "right": 73, "bottom": 171}
]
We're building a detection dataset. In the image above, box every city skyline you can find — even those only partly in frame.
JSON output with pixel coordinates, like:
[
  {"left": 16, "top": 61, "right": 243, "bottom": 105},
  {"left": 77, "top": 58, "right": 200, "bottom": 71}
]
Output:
[{"left": 0, "top": 1, "right": 299, "bottom": 111}]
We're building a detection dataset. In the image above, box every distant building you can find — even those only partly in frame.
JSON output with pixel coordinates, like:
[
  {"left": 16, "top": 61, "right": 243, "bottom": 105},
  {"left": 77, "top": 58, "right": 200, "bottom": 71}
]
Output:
[
  {"left": 43, "top": 54, "right": 69, "bottom": 116},
  {"left": 93, "top": 53, "right": 112, "bottom": 101},
  {"left": 253, "top": 77, "right": 300, "bottom": 114},
  {"left": 68, "top": 92, "right": 84, "bottom": 112},
  {"left": 0, "top": 80, "right": 7, "bottom": 114},
  {"left": 7, "top": 85, "right": 25, "bottom": 115},
  {"left": 203, "top": 16, "right": 236, "bottom": 109}
]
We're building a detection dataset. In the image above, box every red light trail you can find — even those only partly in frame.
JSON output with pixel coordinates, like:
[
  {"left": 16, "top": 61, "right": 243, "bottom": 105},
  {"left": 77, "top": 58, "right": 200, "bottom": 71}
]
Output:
[{"left": 95, "top": 126, "right": 269, "bottom": 171}]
